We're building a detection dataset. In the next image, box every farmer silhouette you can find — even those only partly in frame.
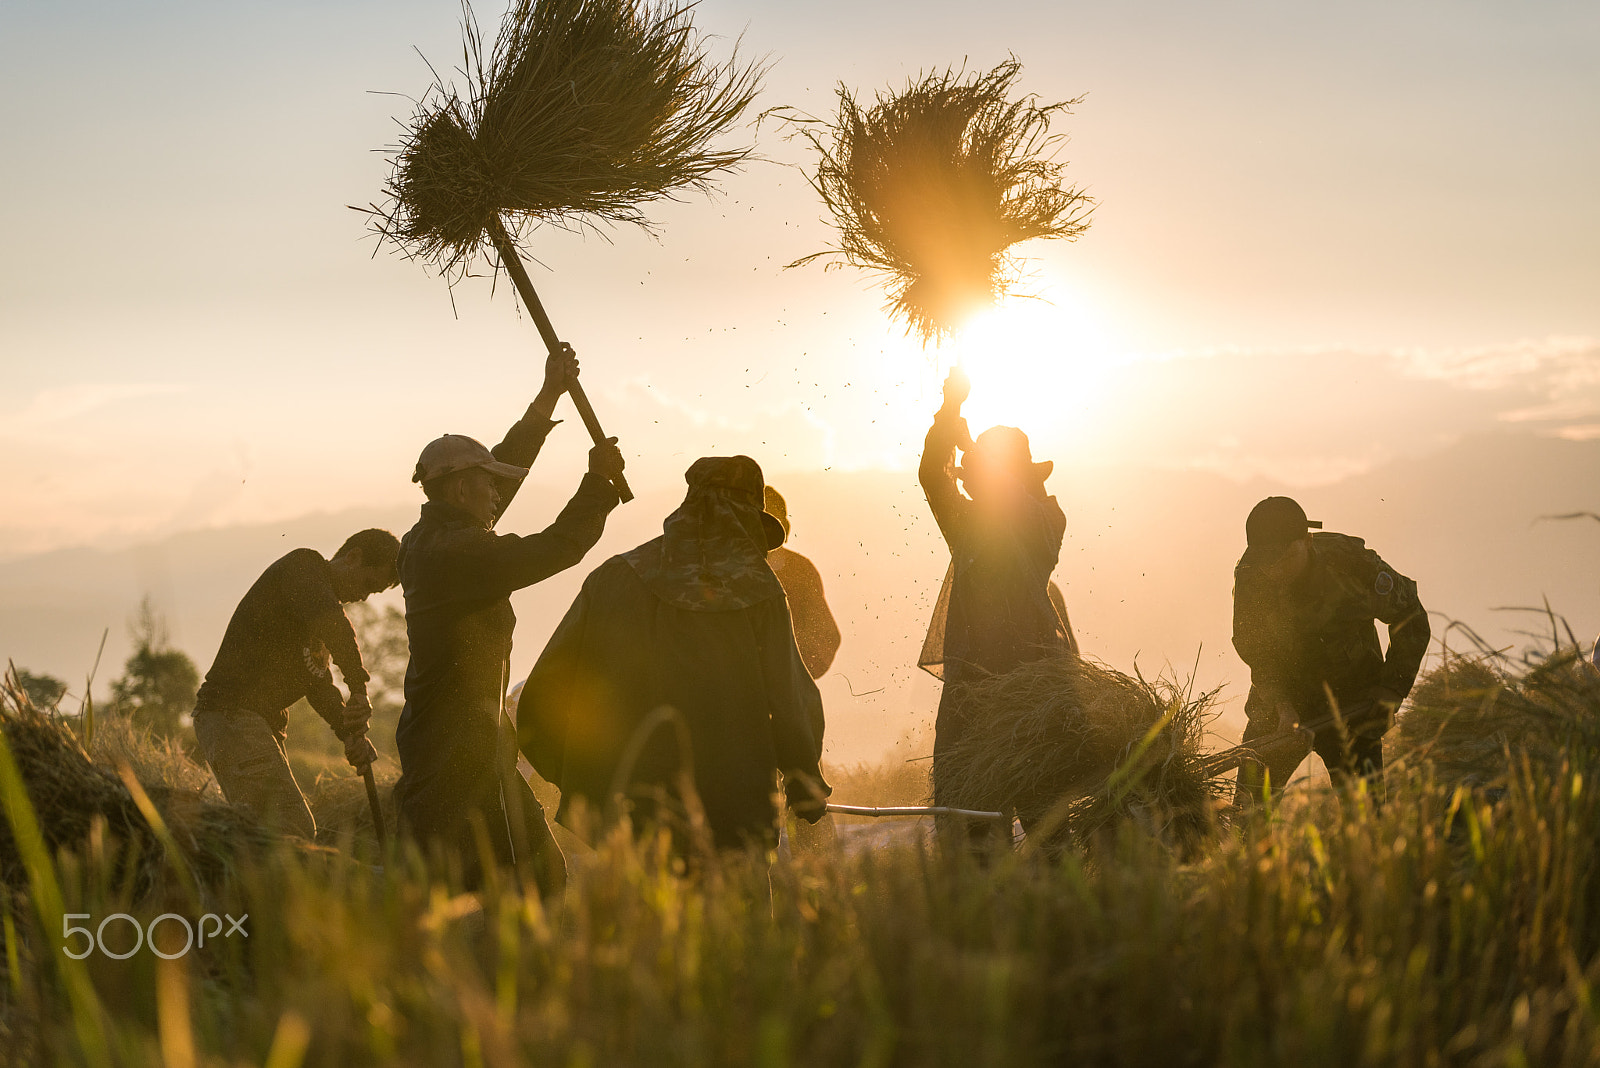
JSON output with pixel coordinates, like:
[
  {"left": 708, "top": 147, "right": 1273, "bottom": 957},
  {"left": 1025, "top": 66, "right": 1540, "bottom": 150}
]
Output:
[{"left": 919, "top": 367, "right": 1077, "bottom": 848}]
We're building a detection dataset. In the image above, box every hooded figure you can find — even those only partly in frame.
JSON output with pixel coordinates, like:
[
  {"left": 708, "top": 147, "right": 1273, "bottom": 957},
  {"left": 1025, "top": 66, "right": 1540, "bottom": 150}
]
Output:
[
  {"left": 518, "top": 456, "right": 830, "bottom": 851},
  {"left": 919, "top": 369, "right": 1076, "bottom": 822}
]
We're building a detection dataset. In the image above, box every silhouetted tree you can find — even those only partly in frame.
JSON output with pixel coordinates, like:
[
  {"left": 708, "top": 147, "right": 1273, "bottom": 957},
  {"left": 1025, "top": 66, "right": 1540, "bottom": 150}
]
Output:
[
  {"left": 109, "top": 596, "right": 200, "bottom": 738},
  {"left": 15, "top": 669, "right": 68, "bottom": 710},
  {"left": 346, "top": 602, "right": 408, "bottom": 714}
]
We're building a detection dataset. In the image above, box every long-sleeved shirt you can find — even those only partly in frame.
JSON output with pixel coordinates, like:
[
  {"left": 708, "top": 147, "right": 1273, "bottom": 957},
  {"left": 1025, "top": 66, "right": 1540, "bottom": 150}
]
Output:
[
  {"left": 193, "top": 548, "right": 366, "bottom": 737},
  {"left": 1233, "top": 532, "right": 1430, "bottom": 718},
  {"left": 394, "top": 412, "right": 619, "bottom": 828},
  {"left": 917, "top": 410, "right": 1072, "bottom": 681}
]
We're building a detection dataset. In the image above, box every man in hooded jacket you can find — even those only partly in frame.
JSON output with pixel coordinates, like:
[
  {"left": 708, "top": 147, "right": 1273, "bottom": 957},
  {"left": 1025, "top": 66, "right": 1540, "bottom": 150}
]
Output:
[{"left": 517, "top": 455, "right": 829, "bottom": 853}]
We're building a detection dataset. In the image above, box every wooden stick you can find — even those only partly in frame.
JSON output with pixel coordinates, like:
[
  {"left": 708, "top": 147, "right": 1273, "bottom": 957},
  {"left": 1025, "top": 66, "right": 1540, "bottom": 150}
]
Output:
[
  {"left": 360, "top": 763, "right": 386, "bottom": 851},
  {"left": 487, "top": 218, "right": 635, "bottom": 503},
  {"left": 826, "top": 803, "right": 1008, "bottom": 823}
]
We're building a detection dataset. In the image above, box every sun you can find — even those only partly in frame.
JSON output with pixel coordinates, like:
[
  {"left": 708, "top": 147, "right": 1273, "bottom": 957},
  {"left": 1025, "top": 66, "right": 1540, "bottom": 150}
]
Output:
[{"left": 950, "top": 293, "right": 1119, "bottom": 455}]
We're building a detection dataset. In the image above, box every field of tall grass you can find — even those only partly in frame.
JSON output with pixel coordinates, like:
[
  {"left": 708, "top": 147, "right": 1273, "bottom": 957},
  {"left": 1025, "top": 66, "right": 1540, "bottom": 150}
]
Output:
[{"left": 3, "top": 643, "right": 1600, "bottom": 1066}]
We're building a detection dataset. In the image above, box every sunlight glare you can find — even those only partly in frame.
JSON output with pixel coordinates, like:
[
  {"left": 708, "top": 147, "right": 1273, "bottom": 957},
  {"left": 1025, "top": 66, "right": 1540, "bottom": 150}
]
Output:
[{"left": 950, "top": 294, "right": 1119, "bottom": 459}]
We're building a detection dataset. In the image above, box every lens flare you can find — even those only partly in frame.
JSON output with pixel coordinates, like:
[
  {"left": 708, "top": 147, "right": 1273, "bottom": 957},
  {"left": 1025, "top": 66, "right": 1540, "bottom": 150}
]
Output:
[{"left": 951, "top": 294, "right": 1118, "bottom": 458}]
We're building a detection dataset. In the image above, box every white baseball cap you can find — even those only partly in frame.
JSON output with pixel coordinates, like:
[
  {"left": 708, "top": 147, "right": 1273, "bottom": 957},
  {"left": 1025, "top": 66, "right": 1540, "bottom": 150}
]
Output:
[{"left": 412, "top": 434, "right": 529, "bottom": 484}]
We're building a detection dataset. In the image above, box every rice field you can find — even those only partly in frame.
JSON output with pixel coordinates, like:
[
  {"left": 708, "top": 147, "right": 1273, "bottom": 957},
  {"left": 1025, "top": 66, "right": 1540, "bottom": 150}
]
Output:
[{"left": 3, "top": 645, "right": 1600, "bottom": 1066}]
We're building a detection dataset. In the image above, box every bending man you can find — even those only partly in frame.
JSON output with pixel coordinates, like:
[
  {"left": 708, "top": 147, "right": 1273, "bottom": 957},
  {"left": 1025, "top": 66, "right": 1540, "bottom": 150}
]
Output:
[
  {"left": 192, "top": 529, "right": 399, "bottom": 838},
  {"left": 1232, "top": 496, "right": 1430, "bottom": 804}
]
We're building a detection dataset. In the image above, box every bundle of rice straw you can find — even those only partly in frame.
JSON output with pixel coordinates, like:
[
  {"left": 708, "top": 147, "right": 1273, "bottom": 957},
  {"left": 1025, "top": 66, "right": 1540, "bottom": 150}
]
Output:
[
  {"left": 934, "top": 656, "right": 1225, "bottom": 852},
  {"left": 788, "top": 59, "right": 1094, "bottom": 343},
  {"left": 371, "top": 0, "right": 764, "bottom": 277},
  {"left": 1397, "top": 644, "right": 1600, "bottom": 787},
  {"left": 0, "top": 672, "right": 276, "bottom": 898}
]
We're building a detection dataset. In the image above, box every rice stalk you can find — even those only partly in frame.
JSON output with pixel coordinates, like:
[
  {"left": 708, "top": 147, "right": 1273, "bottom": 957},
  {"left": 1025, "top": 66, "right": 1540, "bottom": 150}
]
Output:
[
  {"left": 784, "top": 59, "right": 1093, "bottom": 343},
  {"left": 1397, "top": 642, "right": 1600, "bottom": 787},
  {"left": 934, "top": 656, "right": 1226, "bottom": 853},
  {"left": 369, "top": 0, "right": 765, "bottom": 278}
]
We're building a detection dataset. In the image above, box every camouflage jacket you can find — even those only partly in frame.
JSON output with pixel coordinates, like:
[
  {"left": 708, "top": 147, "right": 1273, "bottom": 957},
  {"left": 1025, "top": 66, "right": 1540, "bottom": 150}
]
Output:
[{"left": 1233, "top": 532, "right": 1430, "bottom": 713}]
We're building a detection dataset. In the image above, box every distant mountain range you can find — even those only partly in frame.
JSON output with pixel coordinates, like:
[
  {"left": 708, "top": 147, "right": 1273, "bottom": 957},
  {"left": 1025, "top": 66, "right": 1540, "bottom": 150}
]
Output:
[{"left": 3, "top": 431, "right": 1595, "bottom": 763}]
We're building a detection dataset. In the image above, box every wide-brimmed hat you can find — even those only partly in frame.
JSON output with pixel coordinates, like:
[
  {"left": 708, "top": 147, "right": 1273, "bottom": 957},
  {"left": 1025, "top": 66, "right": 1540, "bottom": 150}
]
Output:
[
  {"left": 957, "top": 426, "right": 1053, "bottom": 486},
  {"left": 1244, "top": 496, "right": 1322, "bottom": 552},
  {"left": 684, "top": 456, "right": 786, "bottom": 550},
  {"left": 412, "top": 434, "right": 529, "bottom": 484}
]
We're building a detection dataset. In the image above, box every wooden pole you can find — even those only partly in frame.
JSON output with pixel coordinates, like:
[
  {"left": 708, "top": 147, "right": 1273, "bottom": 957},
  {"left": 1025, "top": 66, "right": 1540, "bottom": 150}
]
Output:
[
  {"left": 487, "top": 217, "right": 635, "bottom": 503},
  {"left": 360, "top": 763, "right": 387, "bottom": 851}
]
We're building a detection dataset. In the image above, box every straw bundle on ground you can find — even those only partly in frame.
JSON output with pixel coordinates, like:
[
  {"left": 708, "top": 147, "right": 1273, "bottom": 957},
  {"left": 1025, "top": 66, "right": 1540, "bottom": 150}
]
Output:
[
  {"left": 0, "top": 675, "right": 276, "bottom": 898},
  {"left": 1398, "top": 645, "right": 1600, "bottom": 786},
  {"left": 305, "top": 761, "right": 400, "bottom": 846},
  {"left": 788, "top": 59, "right": 1094, "bottom": 343},
  {"left": 934, "top": 656, "right": 1225, "bottom": 852},
  {"left": 371, "top": 0, "right": 764, "bottom": 276}
]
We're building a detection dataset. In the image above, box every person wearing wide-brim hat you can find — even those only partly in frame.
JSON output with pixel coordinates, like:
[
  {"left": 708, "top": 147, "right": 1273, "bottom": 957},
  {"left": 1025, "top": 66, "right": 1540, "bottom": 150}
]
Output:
[
  {"left": 393, "top": 344, "right": 625, "bottom": 894},
  {"left": 918, "top": 368, "right": 1077, "bottom": 848},
  {"left": 1231, "top": 496, "right": 1430, "bottom": 806},
  {"left": 518, "top": 455, "right": 829, "bottom": 855}
]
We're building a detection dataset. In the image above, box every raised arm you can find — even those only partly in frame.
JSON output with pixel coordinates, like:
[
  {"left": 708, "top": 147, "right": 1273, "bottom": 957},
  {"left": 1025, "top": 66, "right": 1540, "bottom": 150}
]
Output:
[
  {"left": 489, "top": 344, "right": 581, "bottom": 520},
  {"left": 919, "top": 369, "right": 976, "bottom": 547},
  {"left": 447, "top": 444, "right": 623, "bottom": 599}
]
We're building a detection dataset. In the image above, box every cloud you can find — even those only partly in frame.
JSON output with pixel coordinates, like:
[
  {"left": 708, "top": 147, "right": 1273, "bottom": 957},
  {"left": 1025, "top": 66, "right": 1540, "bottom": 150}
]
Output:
[
  {"left": 2, "top": 382, "right": 189, "bottom": 432},
  {"left": 1065, "top": 337, "right": 1600, "bottom": 486},
  {"left": 1394, "top": 336, "right": 1600, "bottom": 434}
]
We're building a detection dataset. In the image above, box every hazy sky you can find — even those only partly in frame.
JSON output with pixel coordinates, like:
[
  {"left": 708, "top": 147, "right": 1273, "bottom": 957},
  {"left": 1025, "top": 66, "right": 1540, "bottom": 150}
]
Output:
[{"left": 2, "top": 0, "right": 1597, "bottom": 558}]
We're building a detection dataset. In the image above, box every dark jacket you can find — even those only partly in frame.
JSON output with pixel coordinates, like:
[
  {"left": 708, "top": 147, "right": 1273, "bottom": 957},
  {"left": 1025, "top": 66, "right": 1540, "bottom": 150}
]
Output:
[
  {"left": 1233, "top": 531, "right": 1430, "bottom": 722},
  {"left": 918, "top": 410, "right": 1072, "bottom": 684},
  {"left": 394, "top": 413, "right": 618, "bottom": 842},
  {"left": 519, "top": 461, "right": 828, "bottom": 850},
  {"left": 193, "top": 548, "right": 366, "bottom": 737}
]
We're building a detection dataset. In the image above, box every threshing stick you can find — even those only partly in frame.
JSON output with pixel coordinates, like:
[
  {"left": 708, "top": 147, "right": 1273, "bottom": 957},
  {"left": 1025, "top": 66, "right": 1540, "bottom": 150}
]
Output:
[
  {"left": 487, "top": 217, "right": 634, "bottom": 503},
  {"left": 360, "top": 763, "right": 387, "bottom": 851}
]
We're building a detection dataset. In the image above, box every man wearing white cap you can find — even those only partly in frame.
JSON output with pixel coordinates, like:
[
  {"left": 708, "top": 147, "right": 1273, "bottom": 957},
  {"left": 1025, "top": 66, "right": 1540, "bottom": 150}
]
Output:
[{"left": 394, "top": 345, "right": 625, "bottom": 893}]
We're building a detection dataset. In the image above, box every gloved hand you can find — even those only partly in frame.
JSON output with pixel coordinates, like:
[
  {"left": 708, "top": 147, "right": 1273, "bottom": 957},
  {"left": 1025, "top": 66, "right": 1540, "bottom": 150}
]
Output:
[
  {"left": 589, "top": 436, "right": 626, "bottom": 482},
  {"left": 531, "top": 343, "right": 580, "bottom": 418},
  {"left": 785, "top": 773, "right": 829, "bottom": 824},
  {"left": 344, "top": 731, "right": 378, "bottom": 769},
  {"left": 342, "top": 691, "right": 373, "bottom": 736}
]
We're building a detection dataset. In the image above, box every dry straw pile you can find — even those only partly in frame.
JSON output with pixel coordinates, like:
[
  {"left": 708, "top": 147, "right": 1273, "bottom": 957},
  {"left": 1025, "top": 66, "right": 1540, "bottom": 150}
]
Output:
[
  {"left": 371, "top": 0, "right": 764, "bottom": 276},
  {"left": 0, "top": 673, "right": 276, "bottom": 899},
  {"left": 1398, "top": 644, "right": 1600, "bottom": 786},
  {"left": 934, "top": 656, "right": 1226, "bottom": 852},
  {"left": 788, "top": 59, "right": 1094, "bottom": 343}
]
